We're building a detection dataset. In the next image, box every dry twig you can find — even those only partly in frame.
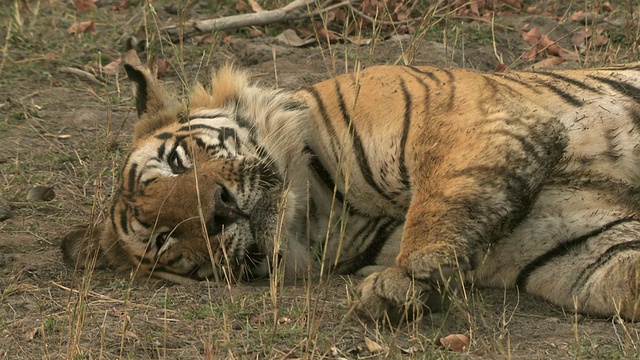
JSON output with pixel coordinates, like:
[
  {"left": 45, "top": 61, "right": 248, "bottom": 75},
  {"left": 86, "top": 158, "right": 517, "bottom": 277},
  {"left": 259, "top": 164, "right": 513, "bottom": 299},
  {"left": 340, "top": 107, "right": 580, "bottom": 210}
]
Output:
[
  {"left": 163, "top": 0, "right": 350, "bottom": 42},
  {"left": 59, "top": 66, "right": 107, "bottom": 85}
]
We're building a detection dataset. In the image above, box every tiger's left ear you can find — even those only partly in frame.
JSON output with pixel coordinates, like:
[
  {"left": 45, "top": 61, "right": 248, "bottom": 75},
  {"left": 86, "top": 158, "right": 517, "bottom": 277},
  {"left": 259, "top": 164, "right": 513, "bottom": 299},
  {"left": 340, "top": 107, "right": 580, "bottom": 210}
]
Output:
[
  {"left": 123, "top": 63, "right": 174, "bottom": 117},
  {"left": 123, "top": 63, "right": 182, "bottom": 139}
]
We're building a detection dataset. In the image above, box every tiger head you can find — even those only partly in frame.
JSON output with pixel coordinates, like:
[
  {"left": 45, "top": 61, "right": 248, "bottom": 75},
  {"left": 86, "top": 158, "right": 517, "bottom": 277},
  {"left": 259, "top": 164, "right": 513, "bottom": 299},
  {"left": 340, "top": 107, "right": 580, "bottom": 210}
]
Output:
[{"left": 62, "top": 64, "right": 312, "bottom": 284}]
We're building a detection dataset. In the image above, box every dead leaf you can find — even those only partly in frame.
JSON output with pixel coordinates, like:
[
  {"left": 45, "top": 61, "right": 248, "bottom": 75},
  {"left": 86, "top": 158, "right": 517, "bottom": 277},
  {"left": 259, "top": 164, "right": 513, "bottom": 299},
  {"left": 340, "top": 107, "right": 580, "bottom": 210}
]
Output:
[
  {"left": 235, "top": 0, "right": 249, "bottom": 12},
  {"left": 103, "top": 58, "right": 121, "bottom": 75},
  {"left": 521, "top": 25, "right": 540, "bottom": 45},
  {"left": 591, "top": 28, "right": 609, "bottom": 46},
  {"left": 602, "top": 2, "right": 612, "bottom": 12},
  {"left": 571, "top": 28, "right": 591, "bottom": 46},
  {"left": 346, "top": 36, "right": 372, "bottom": 45},
  {"left": 469, "top": 0, "right": 480, "bottom": 17},
  {"left": 75, "top": 0, "right": 96, "bottom": 12},
  {"left": 520, "top": 25, "right": 576, "bottom": 61},
  {"left": 522, "top": 46, "right": 537, "bottom": 60},
  {"left": 27, "top": 326, "right": 42, "bottom": 341},
  {"left": 315, "top": 27, "right": 341, "bottom": 43},
  {"left": 67, "top": 20, "right": 97, "bottom": 35},
  {"left": 439, "top": 334, "right": 469, "bottom": 352},
  {"left": 248, "top": 0, "right": 263, "bottom": 12},
  {"left": 154, "top": 58, "right": 171, "bottom": 78},
  {"left": 364, "top": 337, "right": 385, "bottom": 354},
  {"left": 570, "top": 10, "right": 584, "bottom": 22},
  {"left": 494, "top": 63, "right": 508, "bottom": 72},
  {"left": 248, "top": 27, "right": 264, "bottom": 38},
  {"left": 276, "top": 29, "right": 315, "bottom": 47},
  {"left": 125, "top": 330, "right": 140, "bottom": 342},
  {"left": 122, "top": 49, "right": 142, "bottom": 68},
  {"left": 530, "top": 56, "right": 565, "bottom": 69}
]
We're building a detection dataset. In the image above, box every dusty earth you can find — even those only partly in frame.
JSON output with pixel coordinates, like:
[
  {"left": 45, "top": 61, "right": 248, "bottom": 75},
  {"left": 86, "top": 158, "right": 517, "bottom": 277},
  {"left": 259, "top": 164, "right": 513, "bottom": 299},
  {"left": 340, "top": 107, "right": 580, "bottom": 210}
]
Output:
[{"left": 1, "top": 0, "right": 640, "bottom": 359}]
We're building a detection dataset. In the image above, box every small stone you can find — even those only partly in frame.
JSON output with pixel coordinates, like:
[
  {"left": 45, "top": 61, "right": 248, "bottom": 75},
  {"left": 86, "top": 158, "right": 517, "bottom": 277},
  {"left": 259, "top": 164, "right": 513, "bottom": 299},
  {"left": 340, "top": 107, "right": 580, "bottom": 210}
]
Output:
[
  {"left": 0, "top": 203, "right": 10, "bottom": 221},
  {"left": 27, "top": 186, "right": 55, "bottom": 201}
]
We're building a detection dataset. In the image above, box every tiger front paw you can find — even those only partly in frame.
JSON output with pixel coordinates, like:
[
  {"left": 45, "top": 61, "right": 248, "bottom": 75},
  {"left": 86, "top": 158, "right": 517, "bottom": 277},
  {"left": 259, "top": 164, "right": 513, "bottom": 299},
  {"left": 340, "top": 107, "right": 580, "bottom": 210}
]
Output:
[{"left": 354, "top": 265, "right": 462, "bottom": 325}]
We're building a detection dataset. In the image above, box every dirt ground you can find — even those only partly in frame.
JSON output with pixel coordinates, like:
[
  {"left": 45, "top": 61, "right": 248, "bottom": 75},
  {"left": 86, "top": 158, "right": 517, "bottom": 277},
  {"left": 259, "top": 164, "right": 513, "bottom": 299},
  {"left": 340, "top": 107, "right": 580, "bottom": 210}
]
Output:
[{"left": 2, "top": 0, "right": 640, "bottom": 359}]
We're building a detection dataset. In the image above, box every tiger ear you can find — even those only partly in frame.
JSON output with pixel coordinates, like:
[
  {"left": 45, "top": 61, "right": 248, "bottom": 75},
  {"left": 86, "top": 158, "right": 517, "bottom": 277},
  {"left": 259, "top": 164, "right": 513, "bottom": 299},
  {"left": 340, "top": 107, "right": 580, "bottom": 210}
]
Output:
[
  {"left": 123, "top": 63, "right": 173, "bottom": 118},
  {"left": 60, "top": 224, "right": 110, "bottom": 271},
  {"left": 123, "top": 62, "right": 182, "bottom": 139}
]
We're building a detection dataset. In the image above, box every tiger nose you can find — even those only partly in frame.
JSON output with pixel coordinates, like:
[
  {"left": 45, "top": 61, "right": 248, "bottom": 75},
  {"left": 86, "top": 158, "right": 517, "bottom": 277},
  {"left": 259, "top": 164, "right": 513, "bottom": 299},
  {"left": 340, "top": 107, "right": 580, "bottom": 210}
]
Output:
[{"left": 211, "top": 185, "right": 249, "bottom": 229}]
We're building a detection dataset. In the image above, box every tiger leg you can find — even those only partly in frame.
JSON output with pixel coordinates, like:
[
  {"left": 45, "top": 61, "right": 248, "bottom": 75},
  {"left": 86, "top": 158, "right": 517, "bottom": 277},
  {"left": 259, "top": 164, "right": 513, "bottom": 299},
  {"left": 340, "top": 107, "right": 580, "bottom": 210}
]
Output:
[
  {"left": 474, "top": 186, "right": 640, "bottom": 320},
  {"left": 354, "top": 119, "right": 568, "bottom": 323}
]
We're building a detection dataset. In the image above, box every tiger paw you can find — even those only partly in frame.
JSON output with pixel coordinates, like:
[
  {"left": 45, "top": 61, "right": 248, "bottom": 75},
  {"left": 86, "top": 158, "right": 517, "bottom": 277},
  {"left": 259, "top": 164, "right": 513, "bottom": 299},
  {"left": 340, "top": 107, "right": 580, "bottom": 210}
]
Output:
[{"left": 354, "top": 265, "right": 462, "bottom": 325}]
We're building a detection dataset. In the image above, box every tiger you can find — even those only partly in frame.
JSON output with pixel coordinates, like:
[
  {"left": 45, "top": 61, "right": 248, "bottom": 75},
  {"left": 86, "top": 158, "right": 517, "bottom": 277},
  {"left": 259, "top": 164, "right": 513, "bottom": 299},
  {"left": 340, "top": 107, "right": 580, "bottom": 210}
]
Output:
[{"left": 62, "top": 61, "right": 640, "bottom": 323}]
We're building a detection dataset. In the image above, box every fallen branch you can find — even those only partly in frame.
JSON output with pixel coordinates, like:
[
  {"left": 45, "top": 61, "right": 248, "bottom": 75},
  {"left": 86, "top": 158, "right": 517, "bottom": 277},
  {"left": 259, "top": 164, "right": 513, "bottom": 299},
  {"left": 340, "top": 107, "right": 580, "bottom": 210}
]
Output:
[
  {"left": 59, "top": 66, "right": 107, "bottom": 85},
  {"left": 162, "top": 0, "right": 350, "bottom": 42}
]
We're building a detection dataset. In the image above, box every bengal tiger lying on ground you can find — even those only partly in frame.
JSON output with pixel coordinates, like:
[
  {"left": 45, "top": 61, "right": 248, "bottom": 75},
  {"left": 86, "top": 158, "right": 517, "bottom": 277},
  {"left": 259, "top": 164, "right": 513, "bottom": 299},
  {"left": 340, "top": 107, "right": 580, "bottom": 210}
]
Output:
[{"left": 62, "top": 61, "right": 640, "bottom": 323}]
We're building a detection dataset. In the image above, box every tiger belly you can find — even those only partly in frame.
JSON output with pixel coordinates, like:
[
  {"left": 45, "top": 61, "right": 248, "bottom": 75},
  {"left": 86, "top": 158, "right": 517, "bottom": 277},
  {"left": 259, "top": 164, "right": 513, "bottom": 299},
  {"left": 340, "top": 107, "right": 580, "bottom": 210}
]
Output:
[{"left": 473, "top": 185, "right": 640, "bottom": 318}]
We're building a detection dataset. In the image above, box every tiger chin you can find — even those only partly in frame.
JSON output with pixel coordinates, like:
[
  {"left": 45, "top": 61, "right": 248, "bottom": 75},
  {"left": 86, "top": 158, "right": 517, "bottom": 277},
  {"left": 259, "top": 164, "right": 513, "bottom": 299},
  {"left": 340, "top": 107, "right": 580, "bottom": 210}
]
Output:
[{"left": 62, "top": 61, "right": 640, "bottom": 324}]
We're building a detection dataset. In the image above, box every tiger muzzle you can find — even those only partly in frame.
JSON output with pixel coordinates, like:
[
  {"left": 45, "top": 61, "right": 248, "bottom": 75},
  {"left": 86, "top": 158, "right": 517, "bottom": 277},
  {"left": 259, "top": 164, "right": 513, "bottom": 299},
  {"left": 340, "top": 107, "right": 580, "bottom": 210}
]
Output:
[{"left": 206, "top": 185, "right": 250, "bottom": 236}]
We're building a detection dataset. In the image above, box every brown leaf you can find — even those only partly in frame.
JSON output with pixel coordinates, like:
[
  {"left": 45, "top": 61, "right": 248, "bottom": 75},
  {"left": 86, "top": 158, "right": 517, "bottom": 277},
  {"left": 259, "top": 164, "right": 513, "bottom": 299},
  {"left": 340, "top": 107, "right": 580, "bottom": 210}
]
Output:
[
  {"left": 122, "top": 49, "right": 142, "bottom": 68},
  {"left": 67, "top": 20, "right": 97, "bottom": 35},
  {"left": 591, "top": 29, "right": 609, "bottom": 47},
  {"left": 248, "top": 27, "right": 264, "bottom": 38},
  {"left": 494, "top": 63, "right": 508, "bottom": 72},
  {"left": 235, "top": 0, "right": 249, "bottom": 12},
  {"left": 530, "top": 56, "right": 565, "bottom": 69},
  {"left": 247, "top": 0, "right": 263, "bottom": 12},
  {"left": 570, "top": 10, "right": 584, "bottom": 21},
  {"left": 315, "top": 27, "right": 341, "bottom": 43},
  {"left": 571, "top": 28, "right": 591, "bottom": 46},
  {"left": 469, "top": 0, "right": 480, "bottom": 17},
  {"left": 154, "top": 58, "right": 171, "bottom": 78},
  {"left": 557, "top": 47, "right": 579, "bottom": 60},
  {"left": 602, "top": 2, "right": 612, "bottom": 12},
  {"left": 346, "top": 35, "right": 371, "bottom": 45},
  {"left": 103, "top": 58, "right": 121, "bottom": 75},
  {"left": 75, "top": 0, "right": 96, "bottom": 12},
  {"left": 439, "top": 334, "right": 469, "bottom": 352},
  {"left": 364, "top": 337, "right": 385, "bottom": 354},
  {"left": 522, "top": 47, "right": 538, "bottom": 60},
  {"left": 521, "top": 26, "right": 540, "bottom": 46},
  {"left": 27, "top": 326, "right": 42, "bottom": 341},
  {"left": 276, "top": 29, "right": 315, "bottom": 47}
]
